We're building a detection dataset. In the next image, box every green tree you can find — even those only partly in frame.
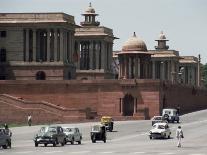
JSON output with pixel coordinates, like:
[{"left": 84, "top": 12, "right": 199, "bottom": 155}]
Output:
[{"left": 201, "top": 63, "right": 207, "bottom": 88}]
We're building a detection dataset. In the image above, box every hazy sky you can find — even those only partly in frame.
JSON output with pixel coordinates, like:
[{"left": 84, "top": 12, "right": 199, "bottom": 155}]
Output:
[{"left": 1, "top": 0, "right": 207, "bottom": 64}]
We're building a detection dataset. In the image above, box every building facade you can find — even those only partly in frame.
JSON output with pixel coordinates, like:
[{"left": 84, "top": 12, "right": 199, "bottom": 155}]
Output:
[
  {"left": 0, "top": 13, "right": 76, "bottom": 80},
  {"left": 114, "top": 31, "right": 201, "bottom": 87},
  {"left": 75, "top": 3, "right": 118, "bottom": 80}
]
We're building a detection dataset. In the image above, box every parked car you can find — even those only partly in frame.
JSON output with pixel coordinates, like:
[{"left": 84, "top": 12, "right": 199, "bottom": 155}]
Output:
[
  {"left": 162, "top": 108, "right": 179, "bottom": 123},
  {"left": 63, "top": 127, "right": 82, "bottom": 144},
  {"left": 101, "top": 116, "right": 114, "bottom": 132},
  {"left": 0, "top": 128, "right": 11, "bottom": 149},
  {"left": 151, "top": 116, "right": 168, "bottom": 126},
  {"left": 33, "top": 125, "right": 66, "bottom": 147},
  {"left": 90, "top": 125, "right": 106, "bottom": 143},
  {"left": 149, "top": 122, "right": 171, "bottom": 139}
]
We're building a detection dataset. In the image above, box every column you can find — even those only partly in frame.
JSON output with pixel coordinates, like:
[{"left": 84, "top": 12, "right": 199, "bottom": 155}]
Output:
[
  {"left": 59, "top": 29, "right": 63, "bottom": 61},
  {"left": 77, "top": 41, "right": 80, "bottom": 69},
  {"left": 161, "top": 61, "right": 165, "bottom": 80},
  {"left": 101, "top": 41, "right": 105, "bottom": 70},
  {"left": 138, "top": 57, "right": 141, "bottom": 78},
  {"left": 25, "top": 29, "right": 29, "bottom": 62},
  {"left": 120, "top": 98, "right": 123, "bottom": 115},
  {"left": 167, "top": 60, "right": 170, "bottom": 80},
  {"left": 118, "top": 57, "right": 121, "bottom": 78},
  {"left": 32, "top": 29, "right": 36, "bottom": 62},
  {"left": 96, "top": 42, "right": 99, "bottom": 69},
  {"left": 171, "top": 60, "right": 174, "bottom": 83},
  {"left": 126, "top": 56, "right": 129, "bottom": 79},
  {"left": 54, "top": 29, "right": 58, "bottom": 61},
  {"left": 135, "top": 56, "right": 138, "bottom": 78},
  {"left": 152, "top": 60, "right": 155, "bottom": 79},
  {"left": 133, "top": 98, "right": 137, "bottom": 115},
  {"left": 47, "top": 29, "right": 51, "bottom": 61},
  {"left": 129, "top": 56, "right": 131, "bottom": 78},
  {"left": 89, "top": 40, "right": 93, "bottom": 69}
]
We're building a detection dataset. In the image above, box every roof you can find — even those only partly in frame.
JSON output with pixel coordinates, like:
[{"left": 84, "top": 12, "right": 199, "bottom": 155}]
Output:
[
  {"left": 122, "top": 32, "right": 147, "bottom": 52},
  {"left": 75, "top": 26, "right": 118, "bottom": 39},
  {"left": 149, "top": 50, "right": 180, "bottom": 58},
  {"left": 0, "top": 13, "right": 75, "bottom": 24},
  {"left": 179, "top": 56, "right": 198, "bottom": 64}
]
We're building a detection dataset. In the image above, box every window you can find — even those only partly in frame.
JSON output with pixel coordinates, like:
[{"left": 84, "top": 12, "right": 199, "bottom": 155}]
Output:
[
  {"left": 0, "top": 31, "right": 7, "bottom": 37},
  {"left": 0, "top": 49, "right": 6, "bottom": 62}
]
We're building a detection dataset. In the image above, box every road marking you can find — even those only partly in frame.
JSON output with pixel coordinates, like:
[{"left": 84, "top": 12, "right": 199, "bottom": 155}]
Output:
[
  {"left": 70, "top": 151, "right": 90, "bottom": 154},
  {"left": 160, "top": 153, "right": 176, "bottom": 155},
  {"left": 15, "top": 151, "right": 33, "bottom": 154},
  {"left": 188, "top": 154, "right": 206, "bottom": 155},
  {"left": 99, "top": 152, "right": 114, "bottom": 154},
  {"left": 44, "top": 151, "right": 63, "bottom": 154},
  {"left": 133, "top": 152, "right": 146, "bottom": 154}
]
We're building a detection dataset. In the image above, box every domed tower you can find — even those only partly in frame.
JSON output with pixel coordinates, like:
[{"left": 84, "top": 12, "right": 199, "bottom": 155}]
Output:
[
  {"left": 80, "top": 2, "right": 100, "bottom": 27},
  {"left": 117, "top": 32, "right": 152, "bottom": 79},
  {"left": 155, "top": 31, "right": 169, "bottom": 50},
  {"left": 75, "top": 3, "right": 118, "bottom": 80}
]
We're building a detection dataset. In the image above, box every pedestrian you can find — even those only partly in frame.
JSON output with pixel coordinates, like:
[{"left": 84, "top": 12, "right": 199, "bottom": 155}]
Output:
[
  {"left": 176, "top": 126, "right": 184, "bottom": 147},
  {"left": 27, "top": 114, "right": 32, "bottom": 126}
]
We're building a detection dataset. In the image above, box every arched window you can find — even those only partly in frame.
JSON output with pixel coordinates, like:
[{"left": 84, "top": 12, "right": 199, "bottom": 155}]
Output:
[
  {"left": 36, "top": 71, "right": 46, "bottom": 80},
  {"left": 0, "top": 48, "right": 6, "bottom": 62}
]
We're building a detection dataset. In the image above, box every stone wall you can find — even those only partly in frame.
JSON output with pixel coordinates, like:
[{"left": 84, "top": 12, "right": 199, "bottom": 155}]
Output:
[
  {"left": 1, "top": 80, "right": 207, "bottom": 124},
  {"left": 161, "top": 82, "right": 207, "bottom": 115}
]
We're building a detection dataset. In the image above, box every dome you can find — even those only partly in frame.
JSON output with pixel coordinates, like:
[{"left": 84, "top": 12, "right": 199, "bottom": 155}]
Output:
[
  {"left": 85, "top": 3, "right": 95, "bottom": 14},
  {"left": 122, "top": 32, "right": 147, "bottom": 51},
  {"left": 158, "top": 31, "right": 167, "bottom": 40}
]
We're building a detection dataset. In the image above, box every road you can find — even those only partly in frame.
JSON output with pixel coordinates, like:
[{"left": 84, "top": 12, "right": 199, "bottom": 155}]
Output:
[{"left": 1, "top": 110, "right": 207, "bottom": 155}]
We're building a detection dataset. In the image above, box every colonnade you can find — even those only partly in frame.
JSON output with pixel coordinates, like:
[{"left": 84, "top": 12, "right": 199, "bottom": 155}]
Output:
[
  {"left": 119, "top": 55, "right": 150, "bottom": 79},
  {"left": 75, "top": 40, "right": 113, "bottom": 71},
  {"left": 23, "top": 28, "right": 74, "bottom": 63}
]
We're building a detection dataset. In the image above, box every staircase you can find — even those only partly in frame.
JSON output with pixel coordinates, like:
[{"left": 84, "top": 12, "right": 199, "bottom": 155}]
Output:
[{"left": 0, "top": 94, "right": 87, "bottom": 124}]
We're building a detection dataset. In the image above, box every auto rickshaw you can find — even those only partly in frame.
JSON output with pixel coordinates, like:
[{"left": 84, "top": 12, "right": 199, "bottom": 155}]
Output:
[
  {"left": 90, "top": 125, "right": 106, "bottom": 143},
  {"left": 101, "top": 116, "right": 114, "bottom": 132}
]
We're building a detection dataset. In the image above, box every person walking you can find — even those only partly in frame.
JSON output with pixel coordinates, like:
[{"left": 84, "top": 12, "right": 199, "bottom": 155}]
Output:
[
  {"left": 176, "top": 126, "right": 184, "bottom": 147},
  {"left": 27, "top": 114, "right": 32, "bottom": 126}
]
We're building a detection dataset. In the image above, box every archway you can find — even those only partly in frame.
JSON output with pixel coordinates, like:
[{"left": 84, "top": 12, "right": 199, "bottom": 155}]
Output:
[
  {"left": 36, "top": 71, "right": 46, "bottom": 80},
  {"left": 123, "top": 94, "right": 134, "bottom": 116}
]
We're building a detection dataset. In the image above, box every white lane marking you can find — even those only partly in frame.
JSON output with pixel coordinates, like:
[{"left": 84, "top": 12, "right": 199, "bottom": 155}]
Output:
[
  {"left": 44, "top": 151, "right": 63, "bottom": 154},
  {"left": 133, "top": 152, "right": 146, "bottom": 154},
  {"left": 160, "top": 153, "right": 176, "bottom": 155},
  {"left": 188, "top": 154, "right": 206, "bottom": 155},
  {"left": 70, "top": 151, "right": 90, "bottom": 154},
  {"left": 99, "top": 152, "right": 114, "bottom": 154},
  {"left": 15, "top": 151, "right": 33, "bottom": 154}
]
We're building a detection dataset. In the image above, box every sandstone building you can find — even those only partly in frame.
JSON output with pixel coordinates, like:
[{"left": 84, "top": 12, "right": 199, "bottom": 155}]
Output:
[
  {"left": 0, "top": 13, "right": 76, "bottom": 80},
  {"left": 0, "top": 4, "right": 206, "bottom": 124}
]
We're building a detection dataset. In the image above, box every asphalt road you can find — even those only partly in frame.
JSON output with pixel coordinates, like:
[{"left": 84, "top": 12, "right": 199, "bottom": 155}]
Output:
[{"left": 1, "top": 110, "right": 207, "bottom": 155}]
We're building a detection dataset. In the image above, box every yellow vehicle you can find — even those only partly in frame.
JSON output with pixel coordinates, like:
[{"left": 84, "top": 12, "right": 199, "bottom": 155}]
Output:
[{"left": 101, "top": 116, "right": 114, "bottom": 132}]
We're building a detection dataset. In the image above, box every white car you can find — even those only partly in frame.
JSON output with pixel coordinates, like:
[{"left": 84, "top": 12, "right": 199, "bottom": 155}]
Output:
[
  {"left": 149, "top": 122, "right": 171, "bottom": 139},
  {"left": 151, "top": 116, "right": 168, "bottom": 126},
  {"left": 63, "top": 127, "right": 82, "bottom": 144}
]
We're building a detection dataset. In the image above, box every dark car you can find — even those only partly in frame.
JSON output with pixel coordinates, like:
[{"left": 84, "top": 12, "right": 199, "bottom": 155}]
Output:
[
  {"left": 0, "top": 128, "right": 11, "bottom": 149},
  {"left": 90, "top": 125, "right": 106, "bottom": 143},
  {"left": 34, "top": 125, "right": 66, "bottom": 147}
]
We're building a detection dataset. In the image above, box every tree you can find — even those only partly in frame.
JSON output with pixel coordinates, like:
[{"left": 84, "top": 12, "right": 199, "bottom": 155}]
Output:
[{"left": 201, "top": 63, "right": 207, "bottom": 88}]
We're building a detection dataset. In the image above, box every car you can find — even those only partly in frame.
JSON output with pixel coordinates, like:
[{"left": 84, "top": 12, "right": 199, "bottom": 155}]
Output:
[
  {"left": 63, "top": 127, "right": 82, "bottom": 145},
  {"left": 162, "top": 108, "right": 180, "bottom": 123},
  {"left": 151, "top": 116, "right": 168, "bottom": 126},
  {"left": 33, "top": 125, "right": 66, "bottom": 147},
  {"left": 90, "top": 124, "right": 106, "bottom": 143},
  {"left": 101, "top": 116, "right": 114, "bottom": 132},
  {"left": 149, "top": 122, "right": 171, "bottom": 139},
  {"left": 0, "top": 128, "right": 11, "bottom": 149}
]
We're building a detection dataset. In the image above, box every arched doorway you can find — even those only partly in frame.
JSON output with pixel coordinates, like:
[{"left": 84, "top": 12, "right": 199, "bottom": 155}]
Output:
[
  {"left": 123, "top": 94, "right": 134, "bottom": 116},
  {"left": 36, "top": 71, "right": 46, "bottom": 80}
]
